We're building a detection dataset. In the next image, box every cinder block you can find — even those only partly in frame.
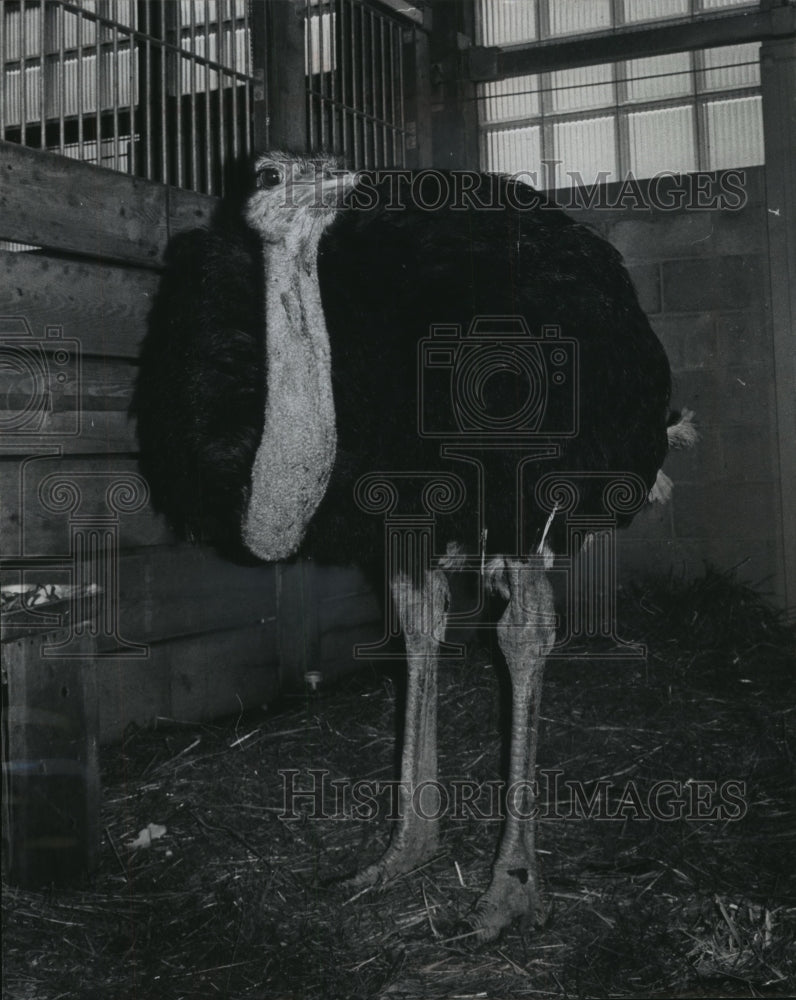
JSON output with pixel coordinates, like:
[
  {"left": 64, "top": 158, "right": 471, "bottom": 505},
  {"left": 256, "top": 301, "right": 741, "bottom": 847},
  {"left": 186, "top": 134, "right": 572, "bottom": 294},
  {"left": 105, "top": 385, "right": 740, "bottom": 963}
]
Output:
[
  {"left": 716, "top": 313, "right": 772, "bottom": 365},
  {"left": 672, "top": 366, "right": 773, "bottom": 428},
  {"left": 720, "top": 425, "right": 777, "bottom": 482},
  {"left": 661, "top": 256, "right": 764, "bottom": 312},
  {"left": 672, "top": 481, "right": 778, "bottom": 541}
]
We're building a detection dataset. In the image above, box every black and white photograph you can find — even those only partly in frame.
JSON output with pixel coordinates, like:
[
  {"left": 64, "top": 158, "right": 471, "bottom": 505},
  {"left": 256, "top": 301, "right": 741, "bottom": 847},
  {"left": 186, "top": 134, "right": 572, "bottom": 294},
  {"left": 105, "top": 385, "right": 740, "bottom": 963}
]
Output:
[{"left": 1, "top": 1, "right": 794, "bottom": 997}]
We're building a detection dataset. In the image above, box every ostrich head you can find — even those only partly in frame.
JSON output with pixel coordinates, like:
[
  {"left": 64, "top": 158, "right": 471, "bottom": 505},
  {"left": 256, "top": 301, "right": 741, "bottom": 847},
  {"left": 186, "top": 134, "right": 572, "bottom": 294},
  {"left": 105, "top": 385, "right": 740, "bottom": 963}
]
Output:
[{"left": 245, "top": 152, "right": 355, "bottom": 249}]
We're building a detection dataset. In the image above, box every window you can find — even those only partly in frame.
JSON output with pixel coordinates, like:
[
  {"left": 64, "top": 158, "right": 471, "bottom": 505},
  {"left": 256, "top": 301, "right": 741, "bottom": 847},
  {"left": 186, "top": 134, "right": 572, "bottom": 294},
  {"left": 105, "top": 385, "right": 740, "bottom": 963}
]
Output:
[{"left": 476, "top": 0, "right": 764, "bottom": 187}]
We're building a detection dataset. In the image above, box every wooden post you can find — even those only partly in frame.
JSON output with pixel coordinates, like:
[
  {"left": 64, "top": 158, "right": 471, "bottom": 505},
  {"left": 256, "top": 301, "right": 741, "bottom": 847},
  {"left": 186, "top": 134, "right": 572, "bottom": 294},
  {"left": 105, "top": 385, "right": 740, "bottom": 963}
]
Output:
[
  {"left": 428, "top": 0, "right": 479, "bottom": 170},
  {"left": 2, "top": 633, "right": 100, "bottom": 887},
  {"left": 252, "top": 0, "right": 309, "bottom": 153},
  {"left": 760, "top": 19, "right": 796, "bottom": 617}
]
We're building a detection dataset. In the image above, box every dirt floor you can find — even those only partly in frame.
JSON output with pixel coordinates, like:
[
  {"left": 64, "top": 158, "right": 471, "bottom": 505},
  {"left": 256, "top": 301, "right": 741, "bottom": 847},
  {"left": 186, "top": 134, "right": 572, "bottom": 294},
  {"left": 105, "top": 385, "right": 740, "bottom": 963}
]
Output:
[{"left": 3, "top": 567, "right": 795, "bottom": 999}]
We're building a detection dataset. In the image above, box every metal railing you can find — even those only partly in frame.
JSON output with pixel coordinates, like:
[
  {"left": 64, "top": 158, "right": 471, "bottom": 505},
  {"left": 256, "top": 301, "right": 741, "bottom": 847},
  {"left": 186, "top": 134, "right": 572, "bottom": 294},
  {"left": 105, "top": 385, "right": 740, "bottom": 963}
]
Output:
[
  {"left": 304, "top": 0, "right": 409, "bottom": 169},
  {"left": 1, "top": 0, "right": 254, "bottom": 196}
]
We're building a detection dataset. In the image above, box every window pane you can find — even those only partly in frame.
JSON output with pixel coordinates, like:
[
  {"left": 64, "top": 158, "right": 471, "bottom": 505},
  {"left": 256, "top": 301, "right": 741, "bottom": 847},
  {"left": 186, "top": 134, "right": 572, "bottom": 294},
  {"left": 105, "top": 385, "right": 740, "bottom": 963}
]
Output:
[
  {"left": 477, "top": 0, "right": 538, "bottom": 45},
  {"left": 699, "top": 43, "right": 760, "bottom": 92},
  {"left": 479, "top": 75, "right": 540, "bottom": 125},
  {"left": 700, "top": 0, "right": 757, "bottom": 9},
  {"left": 625, "top": 53, "right": 693, "bottom": 103},
  {"left": 548, "top": 0, "right": 612, "bottom": 37},
  {"left": 705, "top": 95, "right": 764, "bottom": 169},
  {"left": 623, "top": 0, "right": 689, "bottom": 23},
  {"left": 552, "top": 64, "right": 614, "bottom": 113},
  {"left": 483, "top": 125, "right": 542, "bottom": 176},
  {"left": 628, "top": 105, "right": 696, "bottom": 177},
  {"left": 553, "top": 116, "right": 617, "bottom": 185}
]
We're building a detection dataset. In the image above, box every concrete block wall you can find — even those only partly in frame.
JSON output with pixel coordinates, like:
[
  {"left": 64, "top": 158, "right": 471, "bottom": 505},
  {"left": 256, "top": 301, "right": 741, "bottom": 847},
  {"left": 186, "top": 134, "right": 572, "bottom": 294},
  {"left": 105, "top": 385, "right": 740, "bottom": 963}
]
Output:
[{"left": 563, "top": 167, "right": 783, "bottom": 597}]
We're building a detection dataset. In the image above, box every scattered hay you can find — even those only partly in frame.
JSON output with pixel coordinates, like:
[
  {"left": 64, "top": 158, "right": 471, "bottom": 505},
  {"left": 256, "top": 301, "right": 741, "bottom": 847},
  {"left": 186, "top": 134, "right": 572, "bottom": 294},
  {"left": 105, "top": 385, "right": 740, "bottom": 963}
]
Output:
[{"left": 3, "top": 567, "right": 794, "bottom": 999}]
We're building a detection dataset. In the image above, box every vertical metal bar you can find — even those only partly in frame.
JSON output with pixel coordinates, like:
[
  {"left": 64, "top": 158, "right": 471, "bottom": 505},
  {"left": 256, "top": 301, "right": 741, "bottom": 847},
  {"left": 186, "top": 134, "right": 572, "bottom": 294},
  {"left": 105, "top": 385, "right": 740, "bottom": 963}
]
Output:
[
  {"left": 59, "top": 0, "right": 66, "bottom": 153},
  {"left": 77, "top": 4, "right": 84, "bottom": 160},
  {"left": 190, "top": 0, "right": 198, "bottom": 189},
  {"left": 379, "top": 15, "right": 387, "bottom": 166},
  {"left": 369, "top": 7, "right": 376, "bottom": 166},
  {"left": 39, "top": 0, "right": 46, "bottom": 148},
  {"left": 112, "top": 0, "right": 120, "bottom": 170},
  {"left": 319, "top": 3, "right": 327, "bottom": 151},
  {"left": 20, "top": 0, "right": 28, "bottom": 146},
  {"left": 398, "top": 21, "right": 405, "bottom": 166},
  {"left": 175, "top": 0, "right": 183, "bottom": 188},
  {"left": 330, "top": 0, "right": 338, "bottom": 154},
  {"left": 0, "top": 0, "right": 6, "bottom": 136},
  {"left": 305, "top": 0, "right": 314, "bottom": 153},
  {"left": 127, "top": 0, "right": 134, "bottom": 173},
  {"left": 359, "top": 2, "right": 367, "bottom": 166},
  {"left": 338, "top": 0, "right": 348, "bottom": 163},
  {"left": 204, "top": 0, "right": 212, "bottom": 193},
  {"left": 350, "top": 0, "right": 359, "bottom": 166},
  {"left": 144, "top": 0, "right": 152, "bottom": 177},
  {"left": 229, "top": 0, "right": 239, "bottom": 163},
  {"left": 242, "top": 0, "right": 251, "bottom": 156},
  {"left": 389, "top": 19, "right": 396, "bottom": 165},
  {"left": 217, "top": 1, "right": 225, "bottom": 192},
  {"left": 96, "top": 0, "right": 102, "bottom": 163},
  {"left": 160, "top": 0, "right": 167, "bottom": 182}
]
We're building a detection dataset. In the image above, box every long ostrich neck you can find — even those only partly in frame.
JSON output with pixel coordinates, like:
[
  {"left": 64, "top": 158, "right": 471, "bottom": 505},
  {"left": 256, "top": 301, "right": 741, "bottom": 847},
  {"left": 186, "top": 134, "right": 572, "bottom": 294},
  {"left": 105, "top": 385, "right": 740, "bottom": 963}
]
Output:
[{"left": 242, "top": 225, "right": 336, "bottom": 561}]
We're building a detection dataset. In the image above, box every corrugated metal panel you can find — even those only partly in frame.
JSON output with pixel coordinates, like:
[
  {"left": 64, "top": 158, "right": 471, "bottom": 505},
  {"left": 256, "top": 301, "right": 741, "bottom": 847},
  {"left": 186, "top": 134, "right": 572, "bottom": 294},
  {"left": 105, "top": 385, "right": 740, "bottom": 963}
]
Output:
[
  {"left": 701, "top": 0, "right": 757, "bottom": 9},
  {"left": 479, "top": 73, "right": 540, "bottom": 124},
  {"left": 705, "top": 94, "right": 763, "bottom": 169},
  {"left": 548, "top": 0, "right": 611, "bottom": 38},
  {"left": 482, "top": 124, "right": 542, "bottom": 176},
  {"left": 623, "top": 0, "right": 689, "bottom": 24},
  {"left": 628, "top": 105, "right": 697, "bottom": 176},
  {"left": 625, "top": 53, "right": 692, "bottom": 103},
  {"left": 551, "top": 64, "right": 613, "bottom": 113},
  {"left": 700, "top": 42, "right": 761, "bottom": 92},
  {"left": 553, "top": 115, "right": 616, "bottom": 183},
  {"left": 476, "top": 0, "right": 537, "bottom": 46}
]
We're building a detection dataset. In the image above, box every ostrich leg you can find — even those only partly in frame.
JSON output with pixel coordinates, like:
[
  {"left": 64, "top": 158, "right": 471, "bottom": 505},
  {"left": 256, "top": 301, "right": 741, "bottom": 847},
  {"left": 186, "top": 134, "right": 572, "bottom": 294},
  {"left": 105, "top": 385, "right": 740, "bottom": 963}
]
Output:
[
  {"left": 352, "top": 567, "right": 449, "bottom": 886},
  {"left": 469, "top": 557, "right": 556, "bottom": 942}
]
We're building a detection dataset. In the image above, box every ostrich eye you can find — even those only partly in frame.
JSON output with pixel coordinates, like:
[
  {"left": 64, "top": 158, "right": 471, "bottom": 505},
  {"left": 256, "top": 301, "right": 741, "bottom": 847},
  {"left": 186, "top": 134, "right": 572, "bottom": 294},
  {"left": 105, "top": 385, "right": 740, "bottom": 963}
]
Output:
[{"left": 256, "top": 166, "right": 283, "bottom": 189}]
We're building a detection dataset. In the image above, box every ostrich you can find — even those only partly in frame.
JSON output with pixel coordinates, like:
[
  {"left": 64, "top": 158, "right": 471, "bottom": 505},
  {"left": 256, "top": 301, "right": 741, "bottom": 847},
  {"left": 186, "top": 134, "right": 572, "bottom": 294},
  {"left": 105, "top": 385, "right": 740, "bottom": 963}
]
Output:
[{"left": 135, "top": 152, "right": 693, "bottom": 942}]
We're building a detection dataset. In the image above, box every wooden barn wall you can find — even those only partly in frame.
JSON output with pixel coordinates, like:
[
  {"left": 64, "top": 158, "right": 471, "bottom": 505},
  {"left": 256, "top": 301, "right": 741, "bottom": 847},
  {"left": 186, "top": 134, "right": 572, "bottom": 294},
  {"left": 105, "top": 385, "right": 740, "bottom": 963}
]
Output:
[
  {"left": 560, "top": 166, "right": 784, "bottom": 601},
  {"left": 0, "top": 141, "right": 379, "bottom": 745}
]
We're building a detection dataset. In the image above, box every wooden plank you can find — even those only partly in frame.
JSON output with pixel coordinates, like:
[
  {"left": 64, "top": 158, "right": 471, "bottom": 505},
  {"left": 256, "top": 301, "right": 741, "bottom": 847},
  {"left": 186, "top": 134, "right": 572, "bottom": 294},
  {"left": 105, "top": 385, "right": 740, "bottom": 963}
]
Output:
[
  {"left": 1, "top": 411, "right": 137, "bottom": 454},
  {"left": 0, "top": 456, "right": 174, "bottom": 553},
  {"left": 0, "top": 356, "right": 136, "bottom": 420},
  {"left": 2, "top": 633, "right": 100, "bottom": 886},
  {"left": 0, "top": 142, "right": 168, "bottom": 265},
  {"left": 98, "top": 624, "right": 280, "bottom": 743},
  {"left": 1, "top": 544, "right": 278, "bottom": 648},
  {"left": 0, "top": 251, "right": 158, "bottom": 359}
]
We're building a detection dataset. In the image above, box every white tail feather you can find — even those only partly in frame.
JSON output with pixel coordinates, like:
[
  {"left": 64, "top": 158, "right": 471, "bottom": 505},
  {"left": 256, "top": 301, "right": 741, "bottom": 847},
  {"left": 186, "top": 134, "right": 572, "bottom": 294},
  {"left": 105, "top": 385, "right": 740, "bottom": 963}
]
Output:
[{"left": 667, "top": 408, "right": 698, "bottom": 449}]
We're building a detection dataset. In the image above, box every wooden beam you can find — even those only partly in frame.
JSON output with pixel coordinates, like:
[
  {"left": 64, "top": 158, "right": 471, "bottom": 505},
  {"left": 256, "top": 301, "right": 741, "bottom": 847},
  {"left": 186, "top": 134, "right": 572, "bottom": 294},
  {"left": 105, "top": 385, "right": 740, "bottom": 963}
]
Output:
[
  {"left": 761, "top": 34, "right": 796, "bottom": 618},
  {"left": 259, "top": 0, "right": 308, "bottom": 153},
  {"left": 467, "top": 6, "right": 796, "bottom": 81}
]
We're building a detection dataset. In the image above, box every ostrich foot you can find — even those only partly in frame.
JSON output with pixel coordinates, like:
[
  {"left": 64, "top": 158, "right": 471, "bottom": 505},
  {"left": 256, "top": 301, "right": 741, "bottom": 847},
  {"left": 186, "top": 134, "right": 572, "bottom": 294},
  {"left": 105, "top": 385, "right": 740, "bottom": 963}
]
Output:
[
  {"left": 344, "top": 821, "right": 439, "bottom": 890},
  {"left": 461, "top": 861, "right": 546, "bottom": 944}
]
